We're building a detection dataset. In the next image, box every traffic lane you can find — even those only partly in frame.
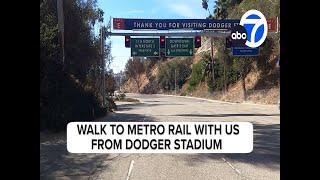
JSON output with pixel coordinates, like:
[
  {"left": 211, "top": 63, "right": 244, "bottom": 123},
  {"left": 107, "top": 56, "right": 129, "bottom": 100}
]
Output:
[
  {"left": 97, "top": 94, "right": 280, "bottom": 179},
  {"left": 118, "top": 94, "right": 279, "bottom": 124},
  {"left": 114, "top": 95, "right": 279, "bottom": 156},
  {"left": 129, "top": 154, "right": 242, "bottom": 180},
  {"left": 40, "top": 132, "right": 110, "bottom": 179},
  {"left": 125, "top": 93, "right": 279, "bottom": 116},
  {"left": 120, "top": 94, "right": 279, "bottom": 179}
]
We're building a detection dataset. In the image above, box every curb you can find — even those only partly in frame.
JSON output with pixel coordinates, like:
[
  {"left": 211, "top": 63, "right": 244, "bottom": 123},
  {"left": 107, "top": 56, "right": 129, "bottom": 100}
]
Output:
[{"left": 156, "top": 94, "right": 278, "bottom": 107}]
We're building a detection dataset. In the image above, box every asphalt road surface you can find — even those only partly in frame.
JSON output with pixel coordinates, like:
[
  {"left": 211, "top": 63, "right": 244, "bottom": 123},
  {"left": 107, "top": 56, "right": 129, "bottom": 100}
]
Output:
[{"left": 40, "top": 93, "right": 280, "bottom": 180}]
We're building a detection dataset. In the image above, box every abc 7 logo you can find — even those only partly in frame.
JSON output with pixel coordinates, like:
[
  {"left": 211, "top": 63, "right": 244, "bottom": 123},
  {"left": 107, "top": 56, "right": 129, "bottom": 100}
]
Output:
[
  {"left": 230, "top": 10, "right": 268, "bottom": 48},
  {"left": 230, "top": 25, "right": 247, "bottom": 47}
]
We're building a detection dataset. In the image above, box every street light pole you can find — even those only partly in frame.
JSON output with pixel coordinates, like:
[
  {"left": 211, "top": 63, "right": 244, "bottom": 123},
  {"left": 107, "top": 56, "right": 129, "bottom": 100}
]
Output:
[{"left": 119, "top": 74, "right": 122, "bottom": 92}]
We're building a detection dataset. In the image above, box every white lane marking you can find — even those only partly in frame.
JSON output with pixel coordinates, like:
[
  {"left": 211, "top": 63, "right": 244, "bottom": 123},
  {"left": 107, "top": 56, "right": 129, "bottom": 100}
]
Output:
[
  {"left": 221, "top": 157, "right": 248, "bottom": 180},
  {"left": 126, "top": 160, "right": 134, "bottom": 180}
]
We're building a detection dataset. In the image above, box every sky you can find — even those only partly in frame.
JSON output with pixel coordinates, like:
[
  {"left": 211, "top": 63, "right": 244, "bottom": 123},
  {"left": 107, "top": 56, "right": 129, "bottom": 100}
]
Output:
[{"left": 96, "top": 0, "right": 214, "bottom": 74}]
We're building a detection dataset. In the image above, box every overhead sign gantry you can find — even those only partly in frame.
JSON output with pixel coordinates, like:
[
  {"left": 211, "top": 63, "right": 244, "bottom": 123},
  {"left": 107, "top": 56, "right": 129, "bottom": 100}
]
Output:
[
  {"left": 108, "top": 17, "right": 278, "bottom": 57},
  {"left": 112, "top": 18, "right": 240, "bottom": 30}
]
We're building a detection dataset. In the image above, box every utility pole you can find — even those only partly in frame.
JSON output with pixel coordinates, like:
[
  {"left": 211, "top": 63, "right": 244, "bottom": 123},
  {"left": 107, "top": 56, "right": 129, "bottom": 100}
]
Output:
[
  {"left": 100, "top": 25, "right": 106, "bottom": 107},
  {"left": 210, "top": 37, "right": 215, "bottom": 91},
  {"left": 175, "top": 69, "right": 177, "bottom": 95},
  {"left": 119, "top": 73, "right": 122, "bottom": 92}
]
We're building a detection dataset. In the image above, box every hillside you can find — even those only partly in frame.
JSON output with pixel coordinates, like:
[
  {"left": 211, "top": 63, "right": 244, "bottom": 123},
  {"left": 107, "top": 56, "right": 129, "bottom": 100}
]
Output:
[
  {"left": 122, "top": 36, "right": 279, "bottom": 104},
  {"left": 121, "top": 0, "right": 280, "bottom": 105}
]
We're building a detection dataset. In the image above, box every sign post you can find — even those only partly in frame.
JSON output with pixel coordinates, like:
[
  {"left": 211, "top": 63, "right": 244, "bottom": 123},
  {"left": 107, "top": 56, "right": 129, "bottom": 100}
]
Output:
[
  {"left": 165, "top": 38, "right": 194, "bottom": 57},
  {"left": 131, "top": 38, "right": 160, "bottom": 57}
]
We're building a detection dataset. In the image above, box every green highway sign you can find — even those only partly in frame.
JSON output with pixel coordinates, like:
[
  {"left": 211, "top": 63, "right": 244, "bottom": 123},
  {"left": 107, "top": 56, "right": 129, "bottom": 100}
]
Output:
[
  {"left": 165, "top": 38, "right": 194, "bottom": 57},
  {"left": 131, "top": 38, "right": 160, "bottom": 57}
]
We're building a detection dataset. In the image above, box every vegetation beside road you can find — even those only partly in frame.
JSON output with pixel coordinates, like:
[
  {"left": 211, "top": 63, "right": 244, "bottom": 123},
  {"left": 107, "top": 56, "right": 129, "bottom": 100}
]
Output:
[
  {"left": 40, "top": 0, "right": 116, "bottom": 131},
  {"left": 114, "top": 93, "right": 140, "bottom": 103},
  {"left": 121, "top": 0, "right": 280, "bottom": 104}
]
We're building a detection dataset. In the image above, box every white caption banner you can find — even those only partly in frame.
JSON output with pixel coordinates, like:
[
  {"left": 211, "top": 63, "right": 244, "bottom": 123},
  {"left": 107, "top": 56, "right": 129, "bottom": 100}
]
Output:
[{"left": 67, "top": 122, "right": 253, "bottom": 153}]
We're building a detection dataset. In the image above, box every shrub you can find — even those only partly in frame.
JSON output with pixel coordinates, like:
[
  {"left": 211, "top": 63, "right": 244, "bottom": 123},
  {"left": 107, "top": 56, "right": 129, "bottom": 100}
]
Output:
[
  {"left": 40, "top": 63, "right": 107, "bottom": 132},
  {"left": 157, "top": 58, "right": 192, "bottom": 91},
  {"left": 188, "top": 61, "right": 203, "bottom": 91},
  {"left": 124, "top": 98, "right": 140, "bottom": 102},
  {"left": 180, "top": 92, "right": 187, "bottom": 96},
  {"left": 115, "top": 92, "right": 126, "bottom": 101}
]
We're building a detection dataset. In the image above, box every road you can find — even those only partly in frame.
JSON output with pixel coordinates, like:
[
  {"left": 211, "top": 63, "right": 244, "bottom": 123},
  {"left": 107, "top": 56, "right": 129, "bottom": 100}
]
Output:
[{"left": 40, "top": 93, "right": 280, "bottom": 180}]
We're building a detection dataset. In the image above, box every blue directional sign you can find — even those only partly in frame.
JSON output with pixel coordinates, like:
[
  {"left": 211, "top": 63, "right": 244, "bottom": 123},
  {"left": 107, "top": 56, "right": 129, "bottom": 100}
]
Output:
[
  {"left": 113, "top": 18, "right": 240, "bottom": 30},
  {"left": 232, "top": 46, "right": 259, "bottom": 56}
]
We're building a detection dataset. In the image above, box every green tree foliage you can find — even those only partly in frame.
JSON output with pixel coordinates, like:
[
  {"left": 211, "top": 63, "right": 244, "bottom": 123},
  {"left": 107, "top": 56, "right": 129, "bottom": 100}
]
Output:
[
  {"left": 202, "top": 0, "right": 211, "bottom": 15},
  {"left": 232, "top": 57, "right": 254, "bottom": 100},
  {"left": 188, "top": 61, "right": 204, "bottom": 91},
  {"left": 202, "top": 0, "right": 242, "bottom": 19},
  {"left": 157, "top": 58, "right": 192, "bottom": 91},
  {"left": 202, "top": 0, "right": 209, "bottom": 10},
  {"left": 198, "top": 0, "right": 280, "bottom": 100},
  {"left": 201, "top": 0, "right": 235, "bottom": 93},
  {"left": 213, "top": 0, "right": 231, "bottom": 19},
  {"left": 199, "top": 52, "right": 222, "bottom": 92},
  {"left": 124, "top": 57, "right": 145, "bottom": 92},
  {"left": 105, "top": 70, "right": 116, "bottom": 96},
  {"left": 40, "top": 0, "right": 111, "bottom": 131},
  {"left": 143, "top": 57, "right": 160, "bottom": 78},
  {"left": 227, "top": 0, "right": 280, "bottom": 19}
]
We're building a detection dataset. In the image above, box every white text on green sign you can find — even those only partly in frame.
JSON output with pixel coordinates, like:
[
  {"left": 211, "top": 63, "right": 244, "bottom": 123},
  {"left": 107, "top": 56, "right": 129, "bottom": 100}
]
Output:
[
  {"left": 131, "top": 38, "right": 160, "bottom": 57},
  {"left": 166, "top": 38, "right": 194, "bottom": 57}
]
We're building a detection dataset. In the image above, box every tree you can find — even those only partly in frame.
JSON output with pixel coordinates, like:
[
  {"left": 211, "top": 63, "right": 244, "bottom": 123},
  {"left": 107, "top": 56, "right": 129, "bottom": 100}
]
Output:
[
  {"left": 214, "top": 38, "right": 233, "bottom": 92},
  {"left": 202, "top": 0, "right": 211, "bottom": 15},
  {"left": 198, "top": 0, "right": 279, "bottom": 100},
  {"left": 125, "top": 57, "right": 145, "bottom": 93},
  {"left": 157, "top": 58, "right": 192, "bottom": 92},
  {"left": 213, "top": 0, "right": 242, "bottom": 19},
  {"left": 232, "top": 57, "right": 254, "bottom": 101},
  {"left": 105, "top": 70, "right": 116, "bottom": 96},
  {"left": 202, "top": 0, "right": 232, "bottom": 92},
  {"left": 213, "top": 0, "right": 231, "bottom": 20},
  {"left": 188, "top": 61, "right": 204, "bottom": 91},
  {"left": 40, "top": 0, "right": 112, "bottom": 131}
]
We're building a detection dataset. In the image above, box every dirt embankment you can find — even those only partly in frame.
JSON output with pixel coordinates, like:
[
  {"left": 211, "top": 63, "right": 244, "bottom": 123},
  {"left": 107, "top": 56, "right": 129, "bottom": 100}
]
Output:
[
  {"left": 122, "top": 37, "right": 279, "bottom": 105},
  {"left": 122, "top": 73, "right": 149, "bottom": 93}
]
